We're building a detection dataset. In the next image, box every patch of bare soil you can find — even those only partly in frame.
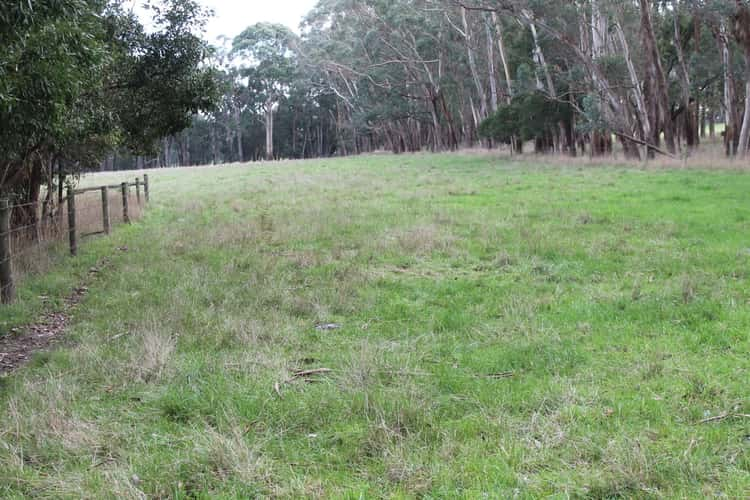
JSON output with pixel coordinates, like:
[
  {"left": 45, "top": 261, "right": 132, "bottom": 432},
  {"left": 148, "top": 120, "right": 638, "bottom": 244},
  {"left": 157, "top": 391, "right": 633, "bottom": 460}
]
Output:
[{"left": 0, "top": 259, "right": 109, "bottom": 376}]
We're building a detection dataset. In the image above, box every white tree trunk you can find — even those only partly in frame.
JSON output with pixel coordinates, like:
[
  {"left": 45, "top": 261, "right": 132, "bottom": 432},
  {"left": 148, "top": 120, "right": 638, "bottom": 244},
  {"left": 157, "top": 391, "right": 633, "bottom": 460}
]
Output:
[
  {"left": 492, "top": 12, "right": 513, "bottom": 104},
  {"left": 265, "top": 100, "right": 275, "bottom": 161},
  {"left": 485, "top": 14, "right": 498, "bottom": 113},
  {"left": 526, "top": 13, "right": 556, "bottom": 98},
  {"left": 234, "top": 104, "right": 244, "bottom": 162},
  {"left": 462, "top": 7, "right": 488, "bottom": 119},
  {"left": 738, "top": 76, "right": 750, "bottom": 158},
  {"left": 615, "top": 21, "right": 650, "bottom": 140},
  {"left": 720, "top": 22, "right": 737, "bottom": 156}
]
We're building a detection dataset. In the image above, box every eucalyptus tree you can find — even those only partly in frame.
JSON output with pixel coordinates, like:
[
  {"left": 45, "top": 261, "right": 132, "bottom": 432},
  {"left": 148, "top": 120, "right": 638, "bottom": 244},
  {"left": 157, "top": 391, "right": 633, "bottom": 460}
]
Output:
[
  {"left": 461, "top": 0, "right": 743, "bottom": 158},
  {"left": 303, "top": 0, "right": 466, "bottom": 152},
  {"left": 232, "top": 23, "right": 298, "bottom": 160}
]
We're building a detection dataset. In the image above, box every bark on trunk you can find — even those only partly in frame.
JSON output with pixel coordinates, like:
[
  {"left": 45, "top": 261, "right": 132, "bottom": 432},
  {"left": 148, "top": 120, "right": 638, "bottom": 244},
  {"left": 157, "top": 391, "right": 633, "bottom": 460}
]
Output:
[
  {"left": 485, "top": 14, "right": 498, "bottom": 113},
  {"left": 265, "top": 100, "right": 275, "bottom": 161},
  {"left": 234, "top": 104, "right": 244, "bottom": 162},
  {"left": 718, "top": 21, "right": 739, "bottom": 156},
  {"left": 615, "top": 21, "right": 650, "bottom": 157},
  {"left": 462, "top": 7, "right": 488, "bottom": 121},
  {"left": 734, "top": 4, "right": 750, "bottom": 157},
  {"left": 737, "top": 66, "right": 750, "bottom": 157},
  {"left": 674, "top": 14, "right": 697, "bottom": 151},
  {"left": 210, "top": 121, "right": 218, "bottom": 164},
  {"left": 492, "top": 12, "right": 513, "bottom": 105},
  {"left": 639, "top": 0, "right": 676, "bottom": 154}
]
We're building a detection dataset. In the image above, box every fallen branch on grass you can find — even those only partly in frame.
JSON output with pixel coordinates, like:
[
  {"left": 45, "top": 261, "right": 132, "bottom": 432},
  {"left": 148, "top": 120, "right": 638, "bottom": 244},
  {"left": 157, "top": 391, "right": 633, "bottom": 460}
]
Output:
[
  {"left": 274, "top": 368, "right": 334, "bottom": 398},
  {"left": 698, "top": 412, "right": 750, "bottom": 424},
  {"left": 107, "top": 332, "right": 130, "bottom": 342},
  {"left": 484, "top": 371, "right": 515, "bottom": 379},
  {"left": 291, "top": 368, "right": 334, "bottom": 378}
]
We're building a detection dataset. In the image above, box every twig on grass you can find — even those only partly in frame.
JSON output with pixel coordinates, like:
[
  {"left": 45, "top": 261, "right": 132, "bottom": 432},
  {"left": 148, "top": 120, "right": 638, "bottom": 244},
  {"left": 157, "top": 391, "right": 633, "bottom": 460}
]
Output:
[
  {"left": 271, "top": 366, "right": 507, "bottom": 398},
  {"left": 291, "top": 368, "right": 334, "bottom": 378},
  {"left": 274, "top": 368, "right": 333, "bottom": 398},
  {"left": 698, "top": 412, "right": 750, "bottom": 424},
  {"left": 484, "top": 371, "right": 515, "bottom": 379},
  {"left": 107, "top": 332, "right": 130, "bottom": 342}
]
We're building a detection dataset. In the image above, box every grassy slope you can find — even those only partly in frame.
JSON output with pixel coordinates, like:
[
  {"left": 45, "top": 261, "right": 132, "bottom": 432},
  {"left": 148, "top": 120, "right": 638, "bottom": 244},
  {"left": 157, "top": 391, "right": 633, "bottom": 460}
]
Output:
[{"left": 0, "top": 154, "right": 748, "bottom": 498}]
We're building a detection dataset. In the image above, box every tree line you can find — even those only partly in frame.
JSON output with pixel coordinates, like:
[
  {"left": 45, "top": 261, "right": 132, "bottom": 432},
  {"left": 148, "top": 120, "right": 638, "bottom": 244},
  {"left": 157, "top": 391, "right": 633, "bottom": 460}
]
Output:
[
  {"left": 6, "top": 0, "right": 750, "bottom": 188},
  {"left": 146, "top": 0, "right": 750, "bottom": 168}
]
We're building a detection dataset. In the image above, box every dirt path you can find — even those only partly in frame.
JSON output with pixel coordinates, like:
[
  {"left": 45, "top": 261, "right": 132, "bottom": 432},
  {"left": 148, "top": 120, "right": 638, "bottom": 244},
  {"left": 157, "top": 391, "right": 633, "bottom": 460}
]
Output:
[{"left": 0, "top": 260, "right": 108, "bottom": 376}]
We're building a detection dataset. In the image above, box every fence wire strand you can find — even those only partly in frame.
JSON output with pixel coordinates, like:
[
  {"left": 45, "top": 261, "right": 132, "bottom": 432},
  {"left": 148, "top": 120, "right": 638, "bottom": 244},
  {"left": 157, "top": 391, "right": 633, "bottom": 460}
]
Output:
[
  {"left": 1, "top": 176, "right": 148, "bottom": 304},
  {"left": 8, "top": 201, "right": 42, "bottom": 210}
]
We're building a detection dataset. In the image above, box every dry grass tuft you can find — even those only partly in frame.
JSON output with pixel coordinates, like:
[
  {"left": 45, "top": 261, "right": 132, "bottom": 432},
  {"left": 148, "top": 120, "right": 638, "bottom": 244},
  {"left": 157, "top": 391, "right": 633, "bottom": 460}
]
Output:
[
  {"left": 383, "top": 446, "right": 432, "bottom": 492},
  {"left": 198, "top": 421, "right": 272, "bottom": 487},
  {"left": 494, "top": 249, "right": 516, "bottom": 268},
  {"left": 4, "top": 378, "right": 102, "bottom": 459},
  {"left": 100, "top": 468, "right": 148, "bottom": 499},
  {"left": 681, "top": 275, "right": 697, "bottom": 304},
  {"left": 382, "top": 223, "right": 456, "bottom": 256},
  {"left": 226, "top": 317, "right": 274, "bottom": 346},
  {"left": 132, "top": 326, "right": 175, "bottom": 382},
  {"left": 465, "top": 143, "right": 750, "bottom": 171},
  {"left": 586, "top": 438, "right": 658, "bottom": 498}
]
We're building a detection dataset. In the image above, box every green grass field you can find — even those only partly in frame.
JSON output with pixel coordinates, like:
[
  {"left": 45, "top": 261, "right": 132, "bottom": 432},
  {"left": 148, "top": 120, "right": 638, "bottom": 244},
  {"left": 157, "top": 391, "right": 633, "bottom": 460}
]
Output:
[{"left": 1, "top": 153, "right": 749, "bottom": 498}]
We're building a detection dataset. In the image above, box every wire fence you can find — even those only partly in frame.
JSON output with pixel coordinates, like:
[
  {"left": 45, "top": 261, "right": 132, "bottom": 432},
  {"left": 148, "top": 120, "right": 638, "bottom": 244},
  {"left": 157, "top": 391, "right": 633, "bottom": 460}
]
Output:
[{"left": 0, "top": 176, "right": 149, "bottom": 304}]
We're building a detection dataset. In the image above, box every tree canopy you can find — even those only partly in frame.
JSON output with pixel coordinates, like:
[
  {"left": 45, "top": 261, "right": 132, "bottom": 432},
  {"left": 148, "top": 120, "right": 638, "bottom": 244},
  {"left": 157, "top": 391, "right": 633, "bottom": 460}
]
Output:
[{"left": 0, "top": 0, "right": 219, "bottom": 219}]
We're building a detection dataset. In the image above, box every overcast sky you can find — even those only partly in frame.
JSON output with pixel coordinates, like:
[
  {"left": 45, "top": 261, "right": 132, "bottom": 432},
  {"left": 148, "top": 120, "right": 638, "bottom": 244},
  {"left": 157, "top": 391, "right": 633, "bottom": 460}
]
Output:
[{"left": 133, "top": 0, "right": 319, "bottom": 44}]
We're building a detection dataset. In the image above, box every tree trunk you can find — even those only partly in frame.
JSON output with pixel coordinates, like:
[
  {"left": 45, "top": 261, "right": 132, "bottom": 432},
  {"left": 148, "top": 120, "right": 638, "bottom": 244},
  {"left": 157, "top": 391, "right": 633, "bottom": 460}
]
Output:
[
  {"left": 718, "top": 21, "right": 739, "bottom": 156},
  {"left": 234, "top": 104, "right": 244, "bottom": 162},
  {"left": 615, "top": 20, "right": 651, "bottom": 154},
  {"left": 737, "top": 61, "right": 750, "bottom": 157},
  {"left": 492, "top": 12, "right": 513, "bottom": 105},
  {"left": 527, "top": 14, "right": 555, "bottom": 97},
  {"left": 591, "top": 0, "right": 608, "bottom": 58},
  {"left": 485, "top": 14, "right": 498, "bottom": 113},
  {"left": 462, "top": 7, "right": 488, "bottom": 121},
  {"left": 428, "top": 92, "right": 444, "bottom": 151},
  {"left": 210, "top": 121, "right": 218, "bottom": 164},
  {"left": 674, "top": 13, "right": 697, "bottom": 151},
  {"left": 265, "top": 100, "right": 275, "bottom": 161},
  {"left": 491, "top": 12, "right": 517, "bottom": 152},
  {"left": 439, "top": 92, "right": 459, "bottom": 150},
  {"left": 184, "top": 133, "right": 190, "bottom": 166},
  {"left": 639, "top": 0, "right": 676, "bottom": 154},
  {"left": 524, "top": 11, "right": 573, "bottom": 155},
  {"left": 734, "top": 4, "right": 750, "bottom": 157},
  {"left": 162, "top": 137, "right": 170, "bottom": 167}
]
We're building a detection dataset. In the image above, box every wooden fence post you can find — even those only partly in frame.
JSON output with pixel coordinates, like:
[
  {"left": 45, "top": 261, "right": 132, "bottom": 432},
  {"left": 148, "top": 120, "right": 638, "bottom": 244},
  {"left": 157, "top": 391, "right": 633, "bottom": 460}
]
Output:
[
  {"left": 67, "top": 186, "right": 77, "bottom": 256},
  {"left": 121, "top": 182, "right": 130, "bottom": 224},
  {"left": 0, "top": 199, "right": 15, "bottom": 304},
  {"left": 135, "top": 177, "right": 141, "bottom": 205},
  {"left": 101, "top": 186, "right": 110, "bottom": 235},
  {"left": 143, "top": 174, "right": 149, "bottom": 203}
]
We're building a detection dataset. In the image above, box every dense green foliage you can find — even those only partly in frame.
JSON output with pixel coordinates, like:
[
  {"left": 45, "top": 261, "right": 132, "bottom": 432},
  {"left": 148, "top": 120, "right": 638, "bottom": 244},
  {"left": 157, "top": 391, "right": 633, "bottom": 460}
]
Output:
[
  {"left": 0, "top": 0, "right": 218, "bottom": 213},
  {"left": 478, "top": 92, "right": 573, "bottom": 150},
  {"left": 1, "top": 154, "right": 748, "bottom": 496}
]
